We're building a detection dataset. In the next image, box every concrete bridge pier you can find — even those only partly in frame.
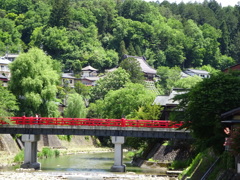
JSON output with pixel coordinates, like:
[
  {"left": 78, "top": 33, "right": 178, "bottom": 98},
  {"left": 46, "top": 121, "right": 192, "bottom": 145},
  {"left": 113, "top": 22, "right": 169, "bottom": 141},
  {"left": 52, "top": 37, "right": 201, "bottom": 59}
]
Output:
[
  {"left": 111, "top": 136, "right": 126, "bottom": 172},
  {"left": 21, "top": 134, "right": 40, "bottom": 170}
]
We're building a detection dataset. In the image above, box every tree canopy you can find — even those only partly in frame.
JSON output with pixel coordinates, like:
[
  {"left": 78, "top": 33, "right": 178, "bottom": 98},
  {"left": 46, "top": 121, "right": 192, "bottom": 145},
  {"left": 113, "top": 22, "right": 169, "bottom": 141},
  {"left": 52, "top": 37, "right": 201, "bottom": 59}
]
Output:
[
  {"left": 0, "top": 0, "right": 239, "bottom": 71},
  {"left": 172, "top": 71, "right": 240, "bottom": 153},
  {"left": 119, "top": 57, "right": 145, "bottom": 84},
  {"left": 88, "top": 83, "right": 155, "bottom": 119},
  {"left": 64, "top": 93, "right": 87, "bottom": 118},
  {"left": 9, "top": 47, "right": 60, "bottom": 117},
  {"left": 0, "top": 86, "right": 18, "bottom": 121},
  {"left": 89, "top": 67, "right": 130, "bottom": 102}
]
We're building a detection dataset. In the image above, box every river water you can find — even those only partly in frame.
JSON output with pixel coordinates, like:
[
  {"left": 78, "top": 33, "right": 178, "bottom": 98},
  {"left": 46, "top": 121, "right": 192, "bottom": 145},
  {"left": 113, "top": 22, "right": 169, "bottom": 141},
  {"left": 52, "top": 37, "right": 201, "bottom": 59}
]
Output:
[
  {"left": 39, "top": 152, "right": 164, "bottom": 175},
  {"left": 2, "top": 152, "right": 172, "bottom": 179}
]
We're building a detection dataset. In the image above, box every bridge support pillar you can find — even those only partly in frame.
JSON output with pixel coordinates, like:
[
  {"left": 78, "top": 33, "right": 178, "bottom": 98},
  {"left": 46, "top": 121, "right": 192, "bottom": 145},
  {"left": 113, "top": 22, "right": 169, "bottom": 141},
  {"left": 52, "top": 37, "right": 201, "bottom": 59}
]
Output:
[
  {"left": 111, "top": 136, "right": 125, "bottom": 172},
  {"left": 21, "top": 134, "right": 40, "bottom": 170}
]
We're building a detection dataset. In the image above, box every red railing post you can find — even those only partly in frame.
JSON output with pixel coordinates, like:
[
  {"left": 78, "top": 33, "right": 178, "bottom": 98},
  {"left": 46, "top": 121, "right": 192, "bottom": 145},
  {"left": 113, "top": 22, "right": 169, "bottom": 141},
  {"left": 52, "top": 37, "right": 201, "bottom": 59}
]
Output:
[
  {"left": 22, "top": 115, "right": 26, "bottom": 125},
  {"left": 121, "top": 118, "right": 126, "bottom": 127}
]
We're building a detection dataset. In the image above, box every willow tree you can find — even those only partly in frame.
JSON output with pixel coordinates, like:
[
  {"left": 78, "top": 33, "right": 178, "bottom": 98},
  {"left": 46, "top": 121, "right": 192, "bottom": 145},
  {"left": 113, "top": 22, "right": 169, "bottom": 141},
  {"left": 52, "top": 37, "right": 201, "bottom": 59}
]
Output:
[
  {"left": 0, "top": 86, "right": 18, "bottom": 123},
  {"left": 9, "top": 48, "right": 60, "bottom": 117},
  {"left": 64, "top": 93, "right": 87, "bottom": 118}
]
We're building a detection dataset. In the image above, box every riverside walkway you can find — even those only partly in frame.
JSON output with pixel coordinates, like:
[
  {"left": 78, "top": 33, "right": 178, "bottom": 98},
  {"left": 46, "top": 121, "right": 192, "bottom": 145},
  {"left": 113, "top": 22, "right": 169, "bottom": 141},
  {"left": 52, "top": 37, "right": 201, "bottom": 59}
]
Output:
[{"left": 0, "top": 117, "right": 191, "bottom": 172}]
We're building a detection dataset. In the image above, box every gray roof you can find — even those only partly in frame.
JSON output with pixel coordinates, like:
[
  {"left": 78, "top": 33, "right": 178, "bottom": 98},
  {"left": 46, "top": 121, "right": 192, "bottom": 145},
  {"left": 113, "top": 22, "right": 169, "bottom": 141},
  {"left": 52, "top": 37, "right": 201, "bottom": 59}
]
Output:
[
  {"left": 181, "top": 71, "right": 189, "bottom": 78},
  {"left": 0, "top": 58, "right": 11, "bottom": 65},
  {"left": 124, "top": 55, "right": 157, "bottom": 74},
  {"left": 185, "top": 69, "right": 209, "bottom": 75},
  {"left": 82, "top": 65, "right": 98, "bottom": 71},
  {"left": 153, "top": 89, "right": 187, "bottom": 106},
  {"left": 81, "top": 77, "right": 100, "bottom": 81},
  {"left": 5, "top": 54, "right": 19, "bottom": 58},
  {"left": 62, "top": 73, "right": 75, "bottom": 79}
]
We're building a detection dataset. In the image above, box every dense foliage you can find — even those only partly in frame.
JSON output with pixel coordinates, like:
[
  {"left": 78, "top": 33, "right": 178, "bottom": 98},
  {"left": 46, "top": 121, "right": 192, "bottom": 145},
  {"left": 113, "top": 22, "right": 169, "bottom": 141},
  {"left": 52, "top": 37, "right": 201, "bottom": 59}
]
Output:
[
  {"left": 172, "top": 71, "right": 240, "bottom": 153},
  {"left": 0, "top": 0, "right": 238, "bottom": 71},
  {"left": 89, "top": 67, "right": 130, "bottom": 102},
  {"left": 88, "top": 83, "right": 155, "bottom": 119},
  {"left": 64, "top": 93, "right": 87, "bottom": 118},
  {"left": 0, "top": 86, "right": 18, "bottom": 121},
  {"left": 9, "top": 48, "right": 60, "bottom": 117}
]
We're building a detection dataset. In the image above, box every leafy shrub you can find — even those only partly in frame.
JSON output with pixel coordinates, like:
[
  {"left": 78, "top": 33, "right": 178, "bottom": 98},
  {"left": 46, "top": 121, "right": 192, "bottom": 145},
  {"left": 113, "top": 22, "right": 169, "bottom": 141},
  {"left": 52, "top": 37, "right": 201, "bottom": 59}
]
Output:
[{"left": 14, "top": 151, "right": 24, "bottom": 162}]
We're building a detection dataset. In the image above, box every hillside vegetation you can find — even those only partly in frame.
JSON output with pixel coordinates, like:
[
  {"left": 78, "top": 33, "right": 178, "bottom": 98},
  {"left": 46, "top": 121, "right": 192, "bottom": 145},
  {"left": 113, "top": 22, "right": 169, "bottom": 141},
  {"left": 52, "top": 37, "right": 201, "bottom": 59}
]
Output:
[{"left": 0, "top": 0, "right": 239, "bottom": 72}]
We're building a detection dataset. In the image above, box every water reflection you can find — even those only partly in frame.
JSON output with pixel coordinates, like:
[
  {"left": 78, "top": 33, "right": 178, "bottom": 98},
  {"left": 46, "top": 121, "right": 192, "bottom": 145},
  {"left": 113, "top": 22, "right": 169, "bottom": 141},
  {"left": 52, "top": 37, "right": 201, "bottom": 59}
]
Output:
[{"left": 39, "top": 152, "right": 165, "bottom": 175}]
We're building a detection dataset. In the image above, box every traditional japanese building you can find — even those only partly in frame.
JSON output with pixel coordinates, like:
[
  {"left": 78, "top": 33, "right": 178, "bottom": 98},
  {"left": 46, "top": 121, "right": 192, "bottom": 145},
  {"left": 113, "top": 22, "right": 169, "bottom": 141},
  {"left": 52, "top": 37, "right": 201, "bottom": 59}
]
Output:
[
  {"left": 123, "top": 55, "right": 157, "bottom": 80},
  {"left": 81, "top": 65, "right": 98, "bottom": 77},
  {"left": 0, "top": 57, "right": 11, "bottom": 86},
  {"left": 153, "top": 88, "right": 187, "bottom": 120},
  {"left": 223, "top": 63, "right": 240, "bottom": 73},
  {"left": 184, "top": 69, "right": 210, "bottom": 78}
]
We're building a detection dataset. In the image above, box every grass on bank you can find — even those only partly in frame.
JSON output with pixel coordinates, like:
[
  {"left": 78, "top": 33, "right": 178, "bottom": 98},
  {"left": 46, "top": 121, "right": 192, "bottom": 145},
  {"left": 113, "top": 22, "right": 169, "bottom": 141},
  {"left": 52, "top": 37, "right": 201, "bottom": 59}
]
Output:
[
  {"left": 207, "top": 152, "right": 235, "bottom": 180},
  {"left": 177, "top": 148, "right": 232, "bottom": 179},
  {"left": 14, "top": 147, "right": 60, "bottom": 163},
  {"left": 169, "top": 158, "right": 192, "bottom": 170}
]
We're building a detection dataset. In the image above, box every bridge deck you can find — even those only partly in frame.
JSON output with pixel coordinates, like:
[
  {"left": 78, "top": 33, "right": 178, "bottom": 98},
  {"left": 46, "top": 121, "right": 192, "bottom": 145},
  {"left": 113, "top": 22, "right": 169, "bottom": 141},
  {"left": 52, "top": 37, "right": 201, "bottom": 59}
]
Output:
[{"left": 0, "top": 124, "right": 191, "bottom": 139}]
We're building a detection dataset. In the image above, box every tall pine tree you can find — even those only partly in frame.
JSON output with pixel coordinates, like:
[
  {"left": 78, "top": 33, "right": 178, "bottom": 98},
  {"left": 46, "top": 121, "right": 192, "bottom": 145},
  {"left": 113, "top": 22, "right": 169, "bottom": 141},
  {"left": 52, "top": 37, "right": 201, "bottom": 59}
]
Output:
[{"left": 48, "top": 0, "right": 70, "bottom": 27}]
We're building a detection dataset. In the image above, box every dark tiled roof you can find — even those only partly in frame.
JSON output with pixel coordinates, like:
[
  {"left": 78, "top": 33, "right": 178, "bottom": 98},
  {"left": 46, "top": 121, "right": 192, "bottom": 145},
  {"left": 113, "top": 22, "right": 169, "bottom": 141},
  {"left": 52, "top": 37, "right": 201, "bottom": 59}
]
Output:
[
  {"left": 62, "top": 73, "right": 75, "bottom": 79},
  {"left": 153, "top": 88, "right": 187, "bottom": 106},
  {"left": 124, "top": 55, "right": 157, "bottom": 74},
  {"left": 221, "top": 107, "right": 240, "bottom": 119}
]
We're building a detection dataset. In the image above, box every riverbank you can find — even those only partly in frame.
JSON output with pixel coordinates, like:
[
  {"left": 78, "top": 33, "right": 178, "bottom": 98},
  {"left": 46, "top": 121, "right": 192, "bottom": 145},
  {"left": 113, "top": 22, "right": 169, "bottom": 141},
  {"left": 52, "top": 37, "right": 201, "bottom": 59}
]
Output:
[{"left": 0, "top": 171, "right": 177, "bottom": 180}]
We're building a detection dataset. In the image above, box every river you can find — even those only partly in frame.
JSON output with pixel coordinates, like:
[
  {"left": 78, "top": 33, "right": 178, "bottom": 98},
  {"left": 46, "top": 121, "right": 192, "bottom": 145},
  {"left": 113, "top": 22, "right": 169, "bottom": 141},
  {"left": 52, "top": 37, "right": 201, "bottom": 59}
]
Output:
[{"left": 1, "top": 152, "right": 174, "bottom": 180}]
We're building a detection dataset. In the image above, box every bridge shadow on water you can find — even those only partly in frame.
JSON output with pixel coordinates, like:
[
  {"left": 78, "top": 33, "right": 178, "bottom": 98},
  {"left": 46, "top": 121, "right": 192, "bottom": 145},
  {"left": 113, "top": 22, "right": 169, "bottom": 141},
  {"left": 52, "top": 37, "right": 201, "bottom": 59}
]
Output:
[{"left": 77, "top": 157, "right": 113, "bottom": 161}]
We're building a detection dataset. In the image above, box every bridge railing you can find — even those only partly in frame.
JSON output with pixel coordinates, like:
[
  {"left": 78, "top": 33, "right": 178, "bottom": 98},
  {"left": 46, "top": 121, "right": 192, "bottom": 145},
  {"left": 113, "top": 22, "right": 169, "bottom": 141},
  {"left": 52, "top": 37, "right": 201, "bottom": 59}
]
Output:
[{"left": 0, "top": 117, "right": 183, "bottom": 129}]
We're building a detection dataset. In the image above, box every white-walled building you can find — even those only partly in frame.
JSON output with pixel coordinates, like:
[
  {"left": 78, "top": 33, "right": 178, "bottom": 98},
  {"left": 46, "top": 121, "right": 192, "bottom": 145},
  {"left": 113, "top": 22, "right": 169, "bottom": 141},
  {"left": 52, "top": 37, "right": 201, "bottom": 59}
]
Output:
[
  {"left": 184, "top": 69, "right": 210, "bottom": 78},
  {"left": 81, "top": 65, "right": 98, "bottom": 77}
]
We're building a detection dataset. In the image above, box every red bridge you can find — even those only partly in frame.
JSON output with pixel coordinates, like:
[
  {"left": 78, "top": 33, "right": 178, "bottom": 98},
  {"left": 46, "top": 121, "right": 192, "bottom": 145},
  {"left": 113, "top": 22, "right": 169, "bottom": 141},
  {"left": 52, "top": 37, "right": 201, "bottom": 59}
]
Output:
[
  {"left": 0, "top": 116, "right": 183, "bottom": 128},
  {"left": 0, "top": 117, "right": 191, "bottom": 171},
  {"left": 0, "top": 116, "right": 190, "bottom": 140}
]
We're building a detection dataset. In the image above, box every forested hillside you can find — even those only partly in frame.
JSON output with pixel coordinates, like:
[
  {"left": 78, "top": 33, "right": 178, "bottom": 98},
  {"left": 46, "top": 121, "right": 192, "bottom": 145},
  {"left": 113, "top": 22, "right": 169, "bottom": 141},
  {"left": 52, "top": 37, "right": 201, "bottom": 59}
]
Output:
[{"left": 0, "top": 0, "right": 239, "bottom": 72}]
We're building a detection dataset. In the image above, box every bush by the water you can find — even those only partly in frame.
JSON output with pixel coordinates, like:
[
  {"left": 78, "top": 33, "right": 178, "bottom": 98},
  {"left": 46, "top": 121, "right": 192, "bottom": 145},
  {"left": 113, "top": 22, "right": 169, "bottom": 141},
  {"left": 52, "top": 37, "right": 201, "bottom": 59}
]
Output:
[
  {"left": 14, "top": 147, "right": 60, "bottom": 163},
  {"left": 14, "top": 150, "right": 24, "bottom": 162},
  {"left": 38, "top": 147, "right": 60, "bottom": 159},
  {"left": 169, "top": 158, "right": 192, "bottom": 170}
]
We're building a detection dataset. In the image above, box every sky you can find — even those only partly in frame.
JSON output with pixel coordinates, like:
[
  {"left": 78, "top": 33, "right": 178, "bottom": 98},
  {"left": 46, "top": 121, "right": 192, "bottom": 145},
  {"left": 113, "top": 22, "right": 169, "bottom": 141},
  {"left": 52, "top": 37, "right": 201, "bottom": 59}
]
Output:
[{"left": 145, "top": 0, "right": 240, "bottom": 7}]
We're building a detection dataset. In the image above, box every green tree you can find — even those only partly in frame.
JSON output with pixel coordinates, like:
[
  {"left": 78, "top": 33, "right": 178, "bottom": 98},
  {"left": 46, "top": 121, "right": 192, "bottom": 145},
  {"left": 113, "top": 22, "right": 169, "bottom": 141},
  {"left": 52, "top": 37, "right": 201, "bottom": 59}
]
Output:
[
  {"left": 174, "top": 75, "right": 202, "bottom": 89},
  {"left": 74, "top": 81, "right": 91, "bottom": 98},
  {"left": 219, "top": 21, "right": 230, "bottom": 55},
  {"left": 88, "top": 83, "right": 155, "bottom": 119},
  {"left": 157, "top": 66, "right": 181, "bottom": 94},
  {"left": 48, "top": 0, "right": 70, "bottom": 28},
  {"left": 127, "top": 104, "right": 162, "bottom": 120},
  {"left": 197, "top": 64, "right": 219, "bottom": 74},
  {"left": 9, "top": 48, "right": 60, "bottom": 117},
  {"left": 89, "top": 67, "right": 130, "bottom": 102},
  {"left": 0, "top": 86, "right": 18, "bottom": 122},
  {"left": 172, "top": 71, "right": 240, "bottom": 153},
  {"left": 119, "top": 57, "right": 144, "bottom": 84},
  {"left": 64, "top": 93, "right": 87, "bottom": 118}
]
